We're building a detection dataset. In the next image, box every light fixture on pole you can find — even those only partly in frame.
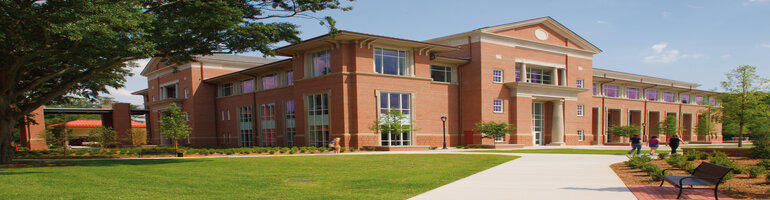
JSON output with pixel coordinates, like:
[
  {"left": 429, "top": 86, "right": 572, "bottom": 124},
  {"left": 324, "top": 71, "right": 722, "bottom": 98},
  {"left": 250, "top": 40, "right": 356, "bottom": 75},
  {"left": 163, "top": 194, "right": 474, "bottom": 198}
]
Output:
[
  {"left": 441, "top": 116, "right": 448, "bottom": 149},
  {"left": 642, "top": 123, "right": 647, "bottom": 141}
]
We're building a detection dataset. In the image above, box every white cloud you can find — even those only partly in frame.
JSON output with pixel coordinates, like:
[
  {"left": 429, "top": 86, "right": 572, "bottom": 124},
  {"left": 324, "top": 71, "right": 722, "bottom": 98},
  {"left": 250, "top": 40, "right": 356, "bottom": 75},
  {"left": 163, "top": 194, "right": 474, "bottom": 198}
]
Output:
[
  {"left": 720, "top": 54, "right": 732, "bottom": 60},
  {"left": 644, "top": 42, "right": 707, "bottom": 63},
  {"left": 760, "top": 43, "right": 770, "bottom": 48},
  {"left": 597, "top": 20, "right": 607, "bottom": 24},
  {"left": 661, "top": 12, "right": 671, "bottom": 18},
  {"left": 105, "top": 87, "right": 144, "bottom": 107},
  {"left": 743, "top": 0, "right": 770, "bottom": 6}
]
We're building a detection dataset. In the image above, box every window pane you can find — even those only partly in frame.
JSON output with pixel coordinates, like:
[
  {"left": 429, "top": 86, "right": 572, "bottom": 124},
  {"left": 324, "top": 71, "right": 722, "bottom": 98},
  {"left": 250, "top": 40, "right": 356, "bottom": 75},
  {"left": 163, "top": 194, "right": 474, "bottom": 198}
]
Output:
[
  {"left": 262, "top": 74, "right": 278, "bottom": 90},
  {"left": 646, "top": 90, "right": 658, "bottom": 101},
  {"left": 663, "top": 92, "right": 675, "bottom": 102},
  {"left": 603, "top": 85, "right": 619, "bottom": 97},
  {"left": 286, "top": 71, "right": 294, "bottom": 86},
  {"left": 312, "top": 50, "right": 330, "bottom": 77},
  {"left": 627, "top": 88, "right": 639, "bottom": 99}
]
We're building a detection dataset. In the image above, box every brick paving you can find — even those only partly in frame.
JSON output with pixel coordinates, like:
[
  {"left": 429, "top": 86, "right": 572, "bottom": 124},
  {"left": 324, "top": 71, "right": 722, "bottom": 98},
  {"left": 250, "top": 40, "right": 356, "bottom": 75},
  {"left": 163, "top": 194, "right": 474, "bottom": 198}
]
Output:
[{"left": 627, "top": 185, "right": 733, "bottom": 200}]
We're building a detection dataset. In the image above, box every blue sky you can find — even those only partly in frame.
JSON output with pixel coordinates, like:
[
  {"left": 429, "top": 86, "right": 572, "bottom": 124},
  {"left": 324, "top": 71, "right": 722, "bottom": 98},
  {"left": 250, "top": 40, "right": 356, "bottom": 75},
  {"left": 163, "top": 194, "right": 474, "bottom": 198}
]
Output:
[{"left": 113, "top": 0, "right": 770, "bottom": 106}]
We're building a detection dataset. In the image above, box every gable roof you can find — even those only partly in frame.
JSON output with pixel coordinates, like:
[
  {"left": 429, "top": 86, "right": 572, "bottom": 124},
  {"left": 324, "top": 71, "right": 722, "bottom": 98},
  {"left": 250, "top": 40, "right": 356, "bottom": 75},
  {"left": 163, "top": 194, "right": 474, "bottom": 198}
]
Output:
[{"left": 426, "top": 16, "right": 602, "bottom": 54}]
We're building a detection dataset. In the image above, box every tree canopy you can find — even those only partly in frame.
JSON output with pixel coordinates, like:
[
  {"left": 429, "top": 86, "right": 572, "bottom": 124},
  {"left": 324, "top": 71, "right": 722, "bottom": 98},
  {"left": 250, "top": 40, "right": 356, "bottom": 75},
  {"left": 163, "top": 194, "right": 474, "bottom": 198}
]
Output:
[
  {"left": 0, "top": 0, "right": 352, "bottom": 163},
  {"left": 720, "top": 65, "right": 769, "bottom": 147},
  {"left": 159, "top": 103, "right": 191, "bottom": 153}
]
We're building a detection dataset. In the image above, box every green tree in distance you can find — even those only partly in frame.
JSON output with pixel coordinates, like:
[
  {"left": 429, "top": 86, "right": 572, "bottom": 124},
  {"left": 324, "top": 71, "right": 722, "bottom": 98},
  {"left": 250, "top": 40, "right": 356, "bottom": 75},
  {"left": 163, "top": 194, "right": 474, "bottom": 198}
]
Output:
[
  {"left": 0, "top": 0, "right": 353, "bottom": 163},
  {"left": 473, "top": 121, "right": 515, "bottom": 147},
  {"left": 88, "top": 127, "right": 116, "bottom": 150},
  {"left": 659, "top": 115, "right": 685, "bottom": 138},
  {"left": 369, "top": 110, "right": 419, "bottom": 146},
  {"left": 159, "top": 103, "right": 191, "bottom": 153},
  {"left": 608, "top": 125, "right": 641, "bottom": 143},
  {"left": 696, "top": 103, "right": 721, "bottom": 142},
  {"left": 720, "top": 65, "right": 768, "bottom": 147}
]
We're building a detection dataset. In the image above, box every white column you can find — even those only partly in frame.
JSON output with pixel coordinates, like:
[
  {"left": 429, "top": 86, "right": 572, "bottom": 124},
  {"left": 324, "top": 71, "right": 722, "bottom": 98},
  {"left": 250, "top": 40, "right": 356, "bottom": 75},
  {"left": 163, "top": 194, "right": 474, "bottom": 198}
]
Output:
[
  {"left": 552, "top": 68, "right": 559, "bottom": 86},
  {"left": 560, "top": 69, "right": 566, "bottom": 86},
  {"left": 520, "top": 63, "right": 527, "bottom": 82},
  {"left": 549, "top": 99, "right": 566, "bottom": 146}
]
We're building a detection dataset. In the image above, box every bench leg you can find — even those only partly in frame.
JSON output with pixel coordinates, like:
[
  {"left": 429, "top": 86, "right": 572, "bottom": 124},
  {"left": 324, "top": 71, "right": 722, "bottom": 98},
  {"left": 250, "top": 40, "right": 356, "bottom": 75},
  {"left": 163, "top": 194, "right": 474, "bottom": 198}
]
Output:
[
  {"left": 714, "top": 187, "right": 718, "bottom": 200},
  {"left": 659, "top": 180, "right": 665, "bottom": 187},
  {"left": 677, "top": 185, "right": 683, "bottom": 199}
]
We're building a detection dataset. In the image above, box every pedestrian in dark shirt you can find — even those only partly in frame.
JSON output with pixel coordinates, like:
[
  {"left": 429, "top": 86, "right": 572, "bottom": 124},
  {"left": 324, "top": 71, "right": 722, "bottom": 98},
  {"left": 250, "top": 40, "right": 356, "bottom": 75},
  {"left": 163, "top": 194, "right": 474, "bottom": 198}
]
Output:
[
  {"left": 628, "top": 135, "right": 642, "bottom": 156},
  {"left": 669, "top": 135, "right": 684, "bottom": 154}
]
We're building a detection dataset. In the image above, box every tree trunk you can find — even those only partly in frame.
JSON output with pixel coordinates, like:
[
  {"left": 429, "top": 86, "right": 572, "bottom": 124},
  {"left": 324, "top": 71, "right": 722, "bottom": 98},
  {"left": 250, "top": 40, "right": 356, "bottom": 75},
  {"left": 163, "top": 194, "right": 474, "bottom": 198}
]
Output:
[
  {"left": 0, "top": 116, "right": 17, "bottom": 164},
  {"left": 738, "top": 122, "right": 744, "bottom": 147},
  {"left": 174, "top": 140, "right": 178, "bottom": 153}
]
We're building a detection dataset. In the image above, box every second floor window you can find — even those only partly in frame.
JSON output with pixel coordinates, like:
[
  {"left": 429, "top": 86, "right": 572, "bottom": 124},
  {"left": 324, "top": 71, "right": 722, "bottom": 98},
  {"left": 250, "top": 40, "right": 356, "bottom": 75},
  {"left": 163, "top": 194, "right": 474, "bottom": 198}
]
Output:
[
  {"left": 626, "top": 88, "right": 640, "bottom": 99},
  {"left": 663, "top": 92, "right": 675, "bottom": 103},
  {"left": 577, "top": 104, "right": 584, "bottom": 116},
  {"left": 311, "top": 50, "right": 330, "bottom": 77},
  {"left": 430, "top": 65, "right": 451, "bottom": 82},
  {"left": 375, "top": 47, "right": 407, "bottom": 75},
  {"left": 646, "top": 89, "right": 658, "bottom": 101},
  {"left": 696, "top": 95, "right": 705, "bottom": 104},
  {"left": 242, "top": 79, "right": 254, "bottom": 93},
  {"left": 603, "top": 85, "right": 619, "bottom": 98},
  {"left": 592, "top": 83, "right": 598, "bottom": 96},
  {"left": 286, "top": 71, "right": 294, "bottom": 86},
  {"left": 493, "top": 70, "right": 503, "bottom": 83},
  {"left": 576, "top": 80, "right": 584, "bottom": 88},
  {"left": 681, "top": 94, "right": 690, "bottom": 104},
  {"left": 527, "top": 68, "right": 552, "bottom": 84},
  {"left": 262, "top": 74, "right": 278, "bottom": 90},
  {"left": 493, "top": 99, "right": 503, "bottom": 113},
  {"left": 221, "top": 83, "right": 233, "bottom": 97}
]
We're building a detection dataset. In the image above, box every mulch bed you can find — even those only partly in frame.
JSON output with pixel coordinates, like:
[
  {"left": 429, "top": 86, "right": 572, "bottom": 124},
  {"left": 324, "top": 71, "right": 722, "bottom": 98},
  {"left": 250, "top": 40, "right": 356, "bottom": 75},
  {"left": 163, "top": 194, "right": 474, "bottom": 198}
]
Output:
[
  {"left": 0, "top": 162, "right": 79, "bottom": 168},
  {"left": 611, "top": 157, "right": 770, "bottom": 200}
]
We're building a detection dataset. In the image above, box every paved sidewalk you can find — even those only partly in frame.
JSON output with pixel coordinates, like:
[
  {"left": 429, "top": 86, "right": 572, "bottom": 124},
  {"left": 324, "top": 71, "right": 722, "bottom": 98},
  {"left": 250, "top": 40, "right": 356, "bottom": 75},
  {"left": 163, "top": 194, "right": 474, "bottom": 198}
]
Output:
[{"left": 410, "top": 153, "right": 637, "bottom": 200}]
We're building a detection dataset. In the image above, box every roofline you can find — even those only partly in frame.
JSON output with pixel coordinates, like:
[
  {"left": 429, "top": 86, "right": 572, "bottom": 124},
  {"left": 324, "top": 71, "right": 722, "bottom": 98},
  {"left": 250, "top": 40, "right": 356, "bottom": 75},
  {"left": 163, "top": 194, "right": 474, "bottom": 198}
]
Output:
[
  {"left": 275, "top": 30, "right": 459, "bottom": 56},
  {"left": 204, "top": 59, "right": 293, "bottom": 83},
  {"left": 593, "top": 67, "right": 702, "bottom": 88},
  {"left": 131, "top": 88, "right": 149, "bottom": 95}
]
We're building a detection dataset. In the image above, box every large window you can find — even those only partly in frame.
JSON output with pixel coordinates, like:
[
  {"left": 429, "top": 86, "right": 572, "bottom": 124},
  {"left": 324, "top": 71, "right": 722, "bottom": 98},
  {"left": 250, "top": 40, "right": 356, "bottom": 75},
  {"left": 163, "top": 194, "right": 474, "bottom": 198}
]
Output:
[
  {"left": 626, "top": 88, "right": 640, "bottom": 99},
  {"left": 286, "top": 71, "right": 294, "bottom": 86},
  {"left": 310, "top": 50, "right": 331, "bottom": 77},
  {"left": 709, "top": 97, "right": 717, "bottom": 106},
  {"left": 307, "top": 93, "right": 330, "bottom": 147},
  {"left": 493, "top": 99, "right": 503, "bottom": 113},
  {"left": 646, "top": 89, "right": 658, "bottom": 101},
  {"left": 161, "top": 84, "right": 177, "bottom": 99},
  {"left": 260, "top": 104, "right": 276, "bottom": 146},
  {"left": 493, "top": 70, "right": 503, "bottom": 83},
  {"left": 375, "top": 48, "right": 407, "bottom": 75},
  {"left": 695, "top": 95, "right": 705, "bottom": 104},
  {"left": 680, "top": 94, "right": 690, "bottom": 104},
  {"left": 238, "top": 106, "right": 254, "bottom": 147},
  {"left": 285, "top": 101, "right": 295, "bottom": 146},
  {"left": 526, "top": 68, "right": 552, "bottom": 84},
  {"left": 430, "top": 65, "right": 452, "bottom": 83},
  {"left": 242, "top": 79, "right": 254, "bottom": 93},
  {"left": 603, "top": 85, "right": 620, "bottom": 98},
  {"left": 221, "top": 83, "right": 233, "bottom": 97},
  {"left": 380, "top": 92, "right": 412, "bottom": 146},
  {"left": 663, "top": 92, "right": 675, "bottom": 103},
  {"left": 262, "top": 74, "right": 278, "bottom": 90}
]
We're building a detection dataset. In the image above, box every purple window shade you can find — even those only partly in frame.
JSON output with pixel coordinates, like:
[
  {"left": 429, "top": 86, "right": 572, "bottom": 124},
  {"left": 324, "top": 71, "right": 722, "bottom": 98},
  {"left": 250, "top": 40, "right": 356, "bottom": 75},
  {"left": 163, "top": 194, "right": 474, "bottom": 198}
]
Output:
[
  {"left": 262, "top": 74, "right": 278, "bottom": 90},
  {"left": 286, "top": 101, "right": 295, "bottom": 113},
  {"left": 709, "top": 97, "right": 716, "bottom": 105},
  {"left": 515, "top": 68, "right": 521, "bottom": 82},
  {"left": 313, "top": 51, "right": 330, "bottom": 76},
  {"left": 287, "top": 71, "right": 294, "bottom": 86},
  {"left": 242, "top": 79, "right": 254, "bottom": 93},
  {"left": 603, "top": 85, "right": 619, "bottom": 97},
  {"left": 680, "top": 94, "right": 690, "bottom": 103},
  {"left": 593, "top": 84, "right": 597, "bottom": 95},
  {"left": 626, "top": 88, "right": 639, "bottom": 99},
  {"left": 696, "top": 96, "right": 705, "bottom": 104},
  {"left": 646, "top": 90, "right": 658, "bottom": 101},
  {"left": 663, "top": 92, "right": 675, "bottom": 102}
]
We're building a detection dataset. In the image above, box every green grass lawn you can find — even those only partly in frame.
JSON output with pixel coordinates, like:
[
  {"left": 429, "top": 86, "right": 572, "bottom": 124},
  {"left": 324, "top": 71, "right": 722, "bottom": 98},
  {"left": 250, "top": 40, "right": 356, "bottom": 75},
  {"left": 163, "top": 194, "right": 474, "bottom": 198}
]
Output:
[
  {"left": 471, "top": 148, "right": 670, "bottom": 155},
  {"left": 0, "top": 154, "right": 516, "bottom": 200}
]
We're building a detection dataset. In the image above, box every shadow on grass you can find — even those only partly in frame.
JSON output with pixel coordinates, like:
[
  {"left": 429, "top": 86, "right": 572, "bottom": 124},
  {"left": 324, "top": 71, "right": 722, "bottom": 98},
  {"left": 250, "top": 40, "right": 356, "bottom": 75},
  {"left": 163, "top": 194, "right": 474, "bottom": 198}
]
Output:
[
  {"left": 0, "top": 171, "right": 51, "bottom": 175},
  {"left": 10, "top": 158, "right": 207, "bottom": 168}
]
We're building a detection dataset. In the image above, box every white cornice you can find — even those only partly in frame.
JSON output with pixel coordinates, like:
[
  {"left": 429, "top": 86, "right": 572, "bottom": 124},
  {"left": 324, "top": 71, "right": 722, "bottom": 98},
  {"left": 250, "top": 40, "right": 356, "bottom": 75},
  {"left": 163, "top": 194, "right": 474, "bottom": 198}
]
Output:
[{"left": 480, "top": 33, "right": 594, "bottom": 60}]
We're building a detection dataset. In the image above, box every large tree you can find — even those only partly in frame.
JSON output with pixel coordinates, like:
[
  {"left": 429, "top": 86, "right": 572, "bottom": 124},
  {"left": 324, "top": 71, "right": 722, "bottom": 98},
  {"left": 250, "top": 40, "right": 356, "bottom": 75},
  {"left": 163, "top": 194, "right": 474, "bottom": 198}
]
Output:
[
  {"left": 0, "top": 0, "right": 352, "bottom": 163},
  {"left": 720, "top": 65, "right": 768, "bottom": 147}
]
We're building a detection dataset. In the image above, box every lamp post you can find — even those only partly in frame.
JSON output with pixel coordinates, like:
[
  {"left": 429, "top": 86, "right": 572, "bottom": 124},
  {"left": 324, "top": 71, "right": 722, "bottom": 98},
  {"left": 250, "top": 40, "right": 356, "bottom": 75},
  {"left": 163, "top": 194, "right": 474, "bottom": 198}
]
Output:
[
  {"left": 642, "top": 123, "right": 647, "bottom": 142},
  {"left": 441, "top": 116, "right": 448, "bottom": 149}
]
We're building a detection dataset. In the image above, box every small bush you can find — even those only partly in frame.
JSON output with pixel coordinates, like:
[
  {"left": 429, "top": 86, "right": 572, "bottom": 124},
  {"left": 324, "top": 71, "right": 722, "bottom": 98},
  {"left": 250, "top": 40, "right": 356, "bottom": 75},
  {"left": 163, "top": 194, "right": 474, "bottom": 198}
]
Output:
[
  {"left": 289, "top": 149, "right": 297, "bottom": 154},
  {"left": 658, "top": 152, "right": 668, "bottom": 160},
  {"left": 366, "top": 146, "right": 376, "bottom": 151},
  {"left": 456, "top": 146, "right": 465, "bottom": 149},
  {"left": 348, "top": 147, "right": 356, "bottom": 152},
  {"left": 268, "top": 150, "right": 276, "bottom": 154},
  {"left": 747, "top": 166, "right": 766, "bottom": 178},
  {"left": 732, "top": 166, "right": 746, "bottom": 174},
  {"left": 758, "top": 159, "right": 770, "bottom": 170},
  {"left": 430, "top": 147, "right": 438, "bottom": 150},
  {"left": 340, "top": 148, "right": 346, "bottom": 153}
]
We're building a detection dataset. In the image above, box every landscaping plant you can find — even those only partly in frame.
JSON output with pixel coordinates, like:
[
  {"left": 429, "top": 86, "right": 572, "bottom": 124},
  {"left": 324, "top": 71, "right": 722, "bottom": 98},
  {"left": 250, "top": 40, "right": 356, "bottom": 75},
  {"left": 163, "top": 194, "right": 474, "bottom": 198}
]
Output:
[
  {"left": 473, "top": 121, "right": 515, "bottom": 148},
  {"left": 747, "top": 166, "right": 766, "bottom": 178},
  {"left": 608, "top": 125, "right": 641, "bottom": 143},
  {"left": 159, "top": 103, "right": 192, "bottom": 154},
  {"left": 87, "top": 127, "right": 117, "bottom": 150}
]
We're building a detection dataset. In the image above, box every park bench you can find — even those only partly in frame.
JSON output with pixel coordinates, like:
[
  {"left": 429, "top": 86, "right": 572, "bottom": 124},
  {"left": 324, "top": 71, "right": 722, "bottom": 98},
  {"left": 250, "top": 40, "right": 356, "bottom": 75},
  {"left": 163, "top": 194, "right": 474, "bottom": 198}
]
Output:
[{"left": 659, "top": 162, "right": 732, "bottom": 200}]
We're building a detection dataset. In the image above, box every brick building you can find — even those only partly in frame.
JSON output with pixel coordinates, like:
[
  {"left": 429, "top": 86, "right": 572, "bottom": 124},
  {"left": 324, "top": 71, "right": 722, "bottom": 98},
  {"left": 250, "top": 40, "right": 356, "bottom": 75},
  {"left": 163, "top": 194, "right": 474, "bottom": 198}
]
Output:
[{"left": 134, "top": 17, "right": 721, "bottom": 149}]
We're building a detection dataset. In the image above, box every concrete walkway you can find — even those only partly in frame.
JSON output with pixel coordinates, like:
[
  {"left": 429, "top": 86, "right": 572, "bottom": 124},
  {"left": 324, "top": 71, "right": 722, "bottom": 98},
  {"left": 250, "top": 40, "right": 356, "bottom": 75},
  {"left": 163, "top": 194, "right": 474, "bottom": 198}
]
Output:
[{"left": 410, "top": 153, "right": 636, "bottom": 200}]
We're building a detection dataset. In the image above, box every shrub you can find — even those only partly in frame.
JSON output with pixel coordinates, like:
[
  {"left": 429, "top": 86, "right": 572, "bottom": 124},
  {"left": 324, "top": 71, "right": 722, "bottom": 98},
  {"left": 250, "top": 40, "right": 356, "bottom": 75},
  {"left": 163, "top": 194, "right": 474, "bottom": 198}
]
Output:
[
  {"left": 758, "top": 159, "right": 770, "bottom": 170},
  {"left": 340, "top": 148, "right": 346, "bottom": 153},
  {"left": 430, "top": 147, "right": 438, "bottom": 150},
  {"left": 732, "top": 166, "right": 747, "bottom": 174},
  {"left": 748, "top": 166, "right": 766, "bottom": 178},
  {"left": 289, "top": 149, "right": 297, "bottom": 154},
  {"left": 658, "top": 152, "right": 669, "bottom": 160},
  {"left": 455, "top": 146, "right": 464, "bottom": 149},
  {"left": 279, "top": 148, "right": 288, "bottom": 153},
  {"left": 268, "top": 150, "right": 276, "bottom": 154},
  {"left": 348, "top": 147, "right": 356, "bottom": 152},
  {"left": 366, "top": 146, "right": 376, "bottom": 151}
]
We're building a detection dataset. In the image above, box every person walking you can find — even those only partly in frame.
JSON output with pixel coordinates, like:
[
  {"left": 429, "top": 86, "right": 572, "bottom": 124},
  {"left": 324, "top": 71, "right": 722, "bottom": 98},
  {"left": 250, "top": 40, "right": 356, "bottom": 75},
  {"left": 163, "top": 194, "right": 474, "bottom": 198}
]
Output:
[
  {"left": 328, "top": 138, "right": 336, "bottom": 153},
  {"left": 628, "top": 134, "right": 642, "bottom": 156},
  {"left": 648, "top": 136, "right": 660, "bottom": 156},
  {"left": 333, "top": 137, "right": 341, "bottom": 154},
  {"left": 669, "top": 135, "right": 684, "bottom": 154}
]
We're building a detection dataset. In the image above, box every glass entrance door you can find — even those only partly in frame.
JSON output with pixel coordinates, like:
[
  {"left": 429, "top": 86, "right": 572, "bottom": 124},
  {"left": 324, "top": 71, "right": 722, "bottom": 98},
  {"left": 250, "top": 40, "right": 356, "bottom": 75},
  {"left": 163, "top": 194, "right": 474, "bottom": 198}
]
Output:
[{"left": 532, "top": 102, "right": 545, "bottom": 145}]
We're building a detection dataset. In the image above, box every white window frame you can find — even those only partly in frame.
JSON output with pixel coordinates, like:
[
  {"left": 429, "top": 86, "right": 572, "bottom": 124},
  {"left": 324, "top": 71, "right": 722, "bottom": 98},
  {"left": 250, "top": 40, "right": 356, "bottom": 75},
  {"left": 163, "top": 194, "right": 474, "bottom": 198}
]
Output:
[
  {"left": 307, "top": 49, "right": 331, "bottom": 78},
  {"left": 578, "top": 130, "right": 584, "bottom": 141},
  {"left": 430, "top": 65, "right": 452, "bottom": 83},
  {"left": 227, "top": 109, "right": 230, "bottom": 120},
  {"left": 373, "top": 47, "right": 412, "bottom": 76},
  {"left": 576, "top": 80, "right": 584, "bottom": 88},
  {"left": 493, "top": 99, "right": 504, "bottom": 113},
  {"left": 221, "top": 111, "right": 225, "bottom": 121},
  {"left": 184, "top": 88, "right": 189, "bottom": 99},
  {"left": 185, "top": 112, "right": 190, "bottom": 121},
  {"left": 495, "top": 135, "right": 504, "bottom": 142},
  {"left": 577, "top": 104, "right": 584, "bottom": 116},
  {"left": 492, "top": 70, "right": 503, "bottom": 83}
]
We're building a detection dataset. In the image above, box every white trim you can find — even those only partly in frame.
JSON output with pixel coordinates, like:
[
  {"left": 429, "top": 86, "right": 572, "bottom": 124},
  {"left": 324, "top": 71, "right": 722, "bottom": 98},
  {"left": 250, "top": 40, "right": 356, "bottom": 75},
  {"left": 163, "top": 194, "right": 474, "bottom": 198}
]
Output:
[
  {"left": 481, "top": 34, "right": 595, "bottom": 60},
  {"left": 515, "top": 58, "right": 566, "bottom": 69}
]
